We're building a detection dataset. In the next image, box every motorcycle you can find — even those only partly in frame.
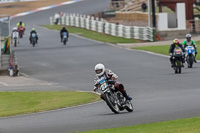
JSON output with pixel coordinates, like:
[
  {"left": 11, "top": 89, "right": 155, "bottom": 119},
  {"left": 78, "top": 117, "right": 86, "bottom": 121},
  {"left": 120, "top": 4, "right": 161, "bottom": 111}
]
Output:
[
  {"left": 62, "top": 32, "right": 68, "bottom": 45},
  {"left": 172, "top": 47, "right": 184, "bottom": 74},
  {"left": 18, "top": 26, "right": 25, "bottom": 38},
  {"left": 185, "top": 46, "right": 195, "bottom": 68},
  {"left": 97, "top": 77, "right": 133, "bottom": 114},
  {"left": 12, "top": 32, "right": 19, "bottom": 47},
  {"left": 31, "top": 33, "right": 37, "bottom": 47}
]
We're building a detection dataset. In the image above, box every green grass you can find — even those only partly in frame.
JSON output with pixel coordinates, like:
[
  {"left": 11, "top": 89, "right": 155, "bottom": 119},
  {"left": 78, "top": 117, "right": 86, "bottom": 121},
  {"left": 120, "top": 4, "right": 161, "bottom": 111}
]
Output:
[
  {"left": 0, "top": 91, "right": 100, "bottom": 117},
  {"left": 42, "top": 25, "right": 142, "bottom": 43},
  {"left": 76, "top": 116, "right": 200, "bottom": 133},
  {"left": 132, "top": 41, "right": 200, "bottom": 60}
]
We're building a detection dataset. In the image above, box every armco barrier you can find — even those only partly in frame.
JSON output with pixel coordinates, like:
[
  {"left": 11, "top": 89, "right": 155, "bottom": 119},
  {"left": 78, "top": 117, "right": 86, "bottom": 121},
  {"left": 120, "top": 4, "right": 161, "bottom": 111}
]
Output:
[{"left": 50, "top": 14, "right": 155, "bottom": 41}]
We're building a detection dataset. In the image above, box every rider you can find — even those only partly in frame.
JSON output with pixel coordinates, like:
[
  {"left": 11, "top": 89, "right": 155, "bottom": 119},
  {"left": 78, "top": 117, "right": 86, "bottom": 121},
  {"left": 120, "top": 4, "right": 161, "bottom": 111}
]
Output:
[
  {"left": 29, "top": 28, "right": 38, "bottom": 44},
  {"left": 11, "top": 27, "right": 19, "bottom": 44},
  {"left": 182, "top": 34, "right": 197, "bottom": 63},
  {"left": 17, "top": 21, "right": 25, "bottom": 30},
  {"left": 93, "top": 63, "right": 132, "bottom": 101},
  {"left": 60, "top": 26, "right": 69, "bottom": 42},
  {"left": 169, "top": 39, "right": 185, "bottom": 67}
]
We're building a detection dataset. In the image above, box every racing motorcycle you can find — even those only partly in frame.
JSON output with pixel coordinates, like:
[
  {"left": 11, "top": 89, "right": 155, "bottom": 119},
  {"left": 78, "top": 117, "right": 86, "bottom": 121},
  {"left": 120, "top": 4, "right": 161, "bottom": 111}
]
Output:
[
  {"left": 172, "top": 47, "right": 184, "bottom": 74},
  {"left": 62, "top": 32, "right": 68, "bottom": 45},
  {"left": 97, "top": 77, "right": 133, "bottom": 114},
  {"left": 30, "top": 33, "right": 37, "bottom": 47},
  {"left": 185, "top": 46, "right": 195, "bottom": 68},
  {"left": 18, "top": 26, "right": 25, "bottom": 38},
  {"left": 12, "top": 32, "right": 18, "bottom": 47}
]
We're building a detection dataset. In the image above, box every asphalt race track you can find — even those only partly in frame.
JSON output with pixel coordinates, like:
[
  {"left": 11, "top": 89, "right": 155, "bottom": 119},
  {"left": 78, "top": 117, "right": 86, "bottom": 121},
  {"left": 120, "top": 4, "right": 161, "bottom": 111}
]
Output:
[{"left": 0, "top": 0, "right": 200, "bottom": 133}]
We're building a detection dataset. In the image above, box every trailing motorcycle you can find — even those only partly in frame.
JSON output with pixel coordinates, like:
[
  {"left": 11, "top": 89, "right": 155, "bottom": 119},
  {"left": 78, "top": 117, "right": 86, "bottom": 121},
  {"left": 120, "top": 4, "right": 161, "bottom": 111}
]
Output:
[
  {"left": 30, "top": 33, "right": 37, "bottom": 47},
  {"left": 97, "top": 77, "right": 133, "bottom": 114},
  {"left": 185, "top": 46, "right": 195, "bottom": 68},
  {"left": 172, "top": 47, "right": 184, "bottom": 74},
  {"left": 62, "top": 32, "right": 68, "bottom": 45}
]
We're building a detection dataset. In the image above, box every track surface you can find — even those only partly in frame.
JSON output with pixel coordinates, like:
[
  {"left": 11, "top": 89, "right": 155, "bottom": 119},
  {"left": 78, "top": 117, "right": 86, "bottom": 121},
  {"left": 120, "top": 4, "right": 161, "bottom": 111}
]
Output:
[{"left": 0, "top": 0, "right": 200, "bottom": 133}]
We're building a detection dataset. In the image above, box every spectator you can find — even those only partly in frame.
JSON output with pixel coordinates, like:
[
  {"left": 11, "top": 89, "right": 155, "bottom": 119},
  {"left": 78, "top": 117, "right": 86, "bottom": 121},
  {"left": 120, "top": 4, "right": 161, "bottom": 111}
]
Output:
[
  {"left": 54, "top": 13, "right": 60, "bottom": 25},
  {"left": 141, "top": 1, "right": 147, "bottom": 12}
]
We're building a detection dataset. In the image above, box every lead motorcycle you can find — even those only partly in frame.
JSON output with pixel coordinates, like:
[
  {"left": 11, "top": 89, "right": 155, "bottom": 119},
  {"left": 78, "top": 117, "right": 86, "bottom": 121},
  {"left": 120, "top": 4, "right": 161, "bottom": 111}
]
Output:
[
  {"left": 97, "top": 77, "right": 133, "bottom": 114},
  {"left": 185, "top": 46, "right": 195, "bottom": 68},
  {"left": 172, "top": 46, "right": 184, "bottom": 74}
]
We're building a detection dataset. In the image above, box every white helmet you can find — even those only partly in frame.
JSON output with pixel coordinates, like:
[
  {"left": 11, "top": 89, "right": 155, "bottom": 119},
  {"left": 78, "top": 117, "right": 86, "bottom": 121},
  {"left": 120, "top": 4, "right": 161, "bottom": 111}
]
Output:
[
  {"left": 186, "top": 34, "right": 191, "bottom": 38},
  {"left": 95, "top": 63, "right": 105, "bottom": 77},
  {"left": 13, "top": 27, "right": 17, "bottom": 30}
]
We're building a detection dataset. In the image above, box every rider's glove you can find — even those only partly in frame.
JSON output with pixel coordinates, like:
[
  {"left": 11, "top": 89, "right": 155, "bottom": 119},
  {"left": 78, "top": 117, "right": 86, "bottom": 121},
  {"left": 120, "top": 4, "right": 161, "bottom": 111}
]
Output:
[
  {"left": 93, "top": 85, "right": 99, "bottom": 92},
  {"left": 111, "top": 77, "right": 116, "bottom": 80},
  {"left": 169, "top": 53, "right": 172, "bottom": 56}
]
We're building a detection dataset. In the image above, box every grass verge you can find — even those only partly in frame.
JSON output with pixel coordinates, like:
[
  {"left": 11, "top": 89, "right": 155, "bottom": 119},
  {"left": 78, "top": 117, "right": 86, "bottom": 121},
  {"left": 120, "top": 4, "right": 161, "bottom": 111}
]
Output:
[
  {"left": 132, "top": 41, "right": 200, "bottom": 60},
  {"left": 0, "top": 91, "right": 100, "bottom": 117},
  {"left": 42, "top": 25, "right": 142, "bottom": 44},
  {"left": 76, "top": 116, "right": 200, "bottom": 133}
]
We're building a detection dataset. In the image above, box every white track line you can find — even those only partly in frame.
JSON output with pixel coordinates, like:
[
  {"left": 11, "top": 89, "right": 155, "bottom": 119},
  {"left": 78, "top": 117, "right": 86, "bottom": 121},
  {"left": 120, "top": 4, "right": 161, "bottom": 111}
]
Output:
[{"left": 0, "top": 82, "right": 9, "bottom": 86}]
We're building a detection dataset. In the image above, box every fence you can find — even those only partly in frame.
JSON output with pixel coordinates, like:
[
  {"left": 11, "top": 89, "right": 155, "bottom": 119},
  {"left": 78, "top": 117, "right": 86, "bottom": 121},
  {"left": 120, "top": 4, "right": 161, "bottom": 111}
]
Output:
[
  {"left": 0, "top": 55, "right": 9, "bottom": 70},
  {"left": 0, "top": 16, "right": 11, "bottom": 70},
  {"left": 50, "top": 14, "right": 155, "bottom": 41}
]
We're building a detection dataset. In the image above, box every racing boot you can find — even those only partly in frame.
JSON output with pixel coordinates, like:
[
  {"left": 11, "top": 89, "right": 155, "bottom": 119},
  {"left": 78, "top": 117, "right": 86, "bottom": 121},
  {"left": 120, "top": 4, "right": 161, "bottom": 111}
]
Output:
[
  {"left": 123, "top": 93, "right": 132, "bottom": 101},
  {"left": 116, "top": 83, "right": 132, "bottom": 101}
]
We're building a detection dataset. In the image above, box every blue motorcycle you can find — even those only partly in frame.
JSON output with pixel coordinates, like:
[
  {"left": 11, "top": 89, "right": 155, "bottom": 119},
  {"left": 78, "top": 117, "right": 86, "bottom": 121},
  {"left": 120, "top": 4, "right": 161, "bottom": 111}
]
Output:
[
  {"left": 185, "top": 46, "right": 195, "bottom": 68},
  {"left": 62, "top": 32, "right": 68, "bottom": 45},
  {"left": 31, "top": 33, "right": 37, "bottom": 47}
]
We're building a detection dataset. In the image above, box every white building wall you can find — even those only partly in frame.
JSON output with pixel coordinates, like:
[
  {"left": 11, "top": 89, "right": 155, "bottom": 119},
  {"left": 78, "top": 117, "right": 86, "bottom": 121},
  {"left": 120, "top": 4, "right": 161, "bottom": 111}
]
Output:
[
  {"left": 177, "top": 3, "right": 186, "bottom": 30},
  {"left": 157, "top": 3, "right": 186, "bottom": 31},
  {"left": 158, "top": 13, "right": 168, "bottom": 31}
]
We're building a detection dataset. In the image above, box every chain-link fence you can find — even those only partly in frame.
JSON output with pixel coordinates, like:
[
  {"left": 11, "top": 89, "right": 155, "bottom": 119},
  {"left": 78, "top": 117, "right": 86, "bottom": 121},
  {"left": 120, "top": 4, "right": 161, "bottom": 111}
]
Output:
[{"left": 0, "top": 15, "right": 10, "bottom": 69}]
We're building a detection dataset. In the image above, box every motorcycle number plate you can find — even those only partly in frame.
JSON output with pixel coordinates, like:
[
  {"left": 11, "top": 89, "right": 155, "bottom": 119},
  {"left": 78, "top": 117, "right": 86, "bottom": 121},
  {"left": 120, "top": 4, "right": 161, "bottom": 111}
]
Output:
[
  {"left": 176, "top": 49, "right": 181, "bottom": 54},
  {"left": 100, "top": 82, "right": 108, "bottom": 91},
  {"left": 98, "top": 78, "right": 108, "bottom": 91}
]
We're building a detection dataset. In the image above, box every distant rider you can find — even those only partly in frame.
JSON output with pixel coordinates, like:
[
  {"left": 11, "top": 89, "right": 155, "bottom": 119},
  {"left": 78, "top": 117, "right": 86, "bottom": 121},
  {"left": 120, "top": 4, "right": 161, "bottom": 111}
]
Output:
[
  {"left": 11, "top": 27, "right": 19, "bottom": 44},
  {"left": 93, "top": 63, "right": 132, "bottom": 101},
  {"left": 169, "top": 39, "right": 185, "bottom": 67},
  {"left": 182, "top": 34, "right": 197, "bottom": 63},
  {"left": 60, "top": 26, "right": 69, "bottom": 42},
  {"left": 17, "top": 21, "right": 25, "bottom": 30},
  {"left": 29, "top": 28, "right": 38, "bottom": 44}
]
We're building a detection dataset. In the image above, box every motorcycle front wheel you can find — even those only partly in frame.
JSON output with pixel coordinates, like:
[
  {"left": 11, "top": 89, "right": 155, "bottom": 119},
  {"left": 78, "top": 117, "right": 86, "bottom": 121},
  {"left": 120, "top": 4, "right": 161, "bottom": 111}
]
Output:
[
  {"left": 125, "top": 100, "right": 133, "bottom": 112},
  {"left": 104, "top": 92, "right": 120, "bottom": 114}
]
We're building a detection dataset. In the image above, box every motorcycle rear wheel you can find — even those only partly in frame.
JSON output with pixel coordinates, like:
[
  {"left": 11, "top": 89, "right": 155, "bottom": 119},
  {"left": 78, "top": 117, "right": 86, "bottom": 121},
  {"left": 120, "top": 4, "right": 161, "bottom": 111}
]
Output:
[{"left": 14, "top": 40, "right": 17, "bottom": 47}]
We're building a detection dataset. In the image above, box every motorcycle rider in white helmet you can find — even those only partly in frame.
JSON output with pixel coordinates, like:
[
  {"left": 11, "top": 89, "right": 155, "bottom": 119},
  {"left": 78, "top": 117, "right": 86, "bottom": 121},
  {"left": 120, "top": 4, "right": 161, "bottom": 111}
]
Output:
[
  {"left": 93, "top": 63, "right": 132, "bottom": 101},
  {"left": 182, "top": 34, "right": 197, "bottom": 63},
  {"left": 11, "top": 27, "right": 19, "bottom": 44}
]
